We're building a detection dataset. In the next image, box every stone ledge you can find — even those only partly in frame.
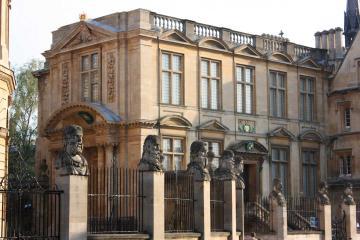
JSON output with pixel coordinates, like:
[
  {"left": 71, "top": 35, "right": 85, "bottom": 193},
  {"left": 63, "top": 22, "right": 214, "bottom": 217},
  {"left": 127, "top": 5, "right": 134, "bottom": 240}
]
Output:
[
  {"left": 211, "top": 232, "right": 230, "bottom": 237},
  {"left": 88, "top": 233, "right": 150, "bottom": 240},
  {"left": 288, "top": 230, "right": 322, "bottom": 235},
  {"left": 165, "top": 232, "right": 201, "bottom": 239}
]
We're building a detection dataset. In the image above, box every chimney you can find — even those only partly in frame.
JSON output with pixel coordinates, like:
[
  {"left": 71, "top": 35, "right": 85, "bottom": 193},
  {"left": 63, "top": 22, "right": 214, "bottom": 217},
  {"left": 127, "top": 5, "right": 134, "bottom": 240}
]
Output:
[
  {"left": 335, "top": 27, "right": 344, "bottom": 58},
  {"left": 315, "top": 32, "right": 321, "bottom": 48},
  {"left": 321, "top": 30, "right": 329, "bottom": 49},
  {"left": 328, "top": 29, "right": 336, "bottom": 59}
]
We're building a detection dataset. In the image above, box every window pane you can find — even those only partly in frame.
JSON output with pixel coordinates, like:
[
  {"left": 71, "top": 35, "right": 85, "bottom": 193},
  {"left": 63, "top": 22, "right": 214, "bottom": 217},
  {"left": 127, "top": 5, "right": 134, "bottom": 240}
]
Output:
[
  {"left": 212, "top": 142, "right": 220, "bottom": 157},
  {"left": 237, "top": 83, "right": 243, "bottom": 112},
  {"left": 172, "top": 73, "right": 181, "bottom": 105},
  {"left": 162, "top": 138, "right": 171, "bottom": 152},
  {"left": 173, "top": 139, "right": 183, "bottom": 153},
  {"left": 210, "top": 79, "right": 218, "bottom": 110},
  {"left": 163, "top": 155, "right": 171, "bottom": 171},
  {"left": 278, "top": 90, "right": 285, "bottom": 117},
  {"left": 201, "top": 61, "right": 208, "bottom": 76},
  {"left": 270, "top": 89, "right": 276, "bottom": 116},
  {"left": 300, "top": 78, "right": 306, "bottom": 92},
  {"left": 174, "top": 155, "right": 182, "bottom": 171},
  {"left": 308, "top": 79, "right": 314, "bottom": 93},
  {"left": 245, "top": 68, "right": 252, "bottom": 83},
  {"left": 90, "top": 71, "right": 99, "bottom": 83},
  {"left": 211, "top": 62, "right": 219, "bottom": 77},
  {"left": 172, "top": 55, "right": 181, "bottom": 71},
  {"left": 91, "top": 53, "right": 99, "bottom": 69},
  {"left": 236, "top": 67, "right": 243, "bottom": 82},
  {"left": 272, "top": 148, "right": 279, "bottom": 161},
  {"left": 162, "top": 72, "right": 170, "bottom": 104},
  {"left": 245, "top": 85, "right": 252, "bottom": 114},
  {"left": 303, "top": 165, "right": 308, "bottom": 195},
  {"left": 300, "top": 94, "right": 305, "bottom": 120},
  {"left": 162, "top": 54, "right": 170, "bottom": 70},
  {"left": 82, "top": 73, "right": 90, "bottom": 100},
  {"left": 279, "top": 74, "right": 285, "bottom": 88},
  {"left": 307, "top": 95, "right": 314, "bottom": 121},
  {"left": 270, "top": 72, "right": 277, "bottom": 87},
  {"left": 82, "top": 56, "right": 90, "bottom": 71},
  {"left": 91, "top": 82, "right": 100, "bottom": 102},
  {"left": 201, "top": 78, "right": 208, "bottom": 108}
]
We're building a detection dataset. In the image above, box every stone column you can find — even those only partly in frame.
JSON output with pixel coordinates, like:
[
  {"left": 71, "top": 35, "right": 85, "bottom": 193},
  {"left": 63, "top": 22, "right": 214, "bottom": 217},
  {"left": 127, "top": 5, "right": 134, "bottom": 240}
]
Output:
[
  {"left": 56, "top": 175, "right": 88, "bottom": 240},
  {"left": 138, "top": 135, "right": 165, "bottom": 240},
  {"left": 318, "top": 205, "right": 331, "bottom": 240},
  {"left": 269, "top": 178, "right": 287, "bottom": 240},
  {"left": 342, "top": 203, "right": 357, "bottom": 239},
  {"left": 236, "top": 187, "right": 244, "bottom": 240},
  {"left": 223, "top": 180, "right": 237, "bottom": 240}
]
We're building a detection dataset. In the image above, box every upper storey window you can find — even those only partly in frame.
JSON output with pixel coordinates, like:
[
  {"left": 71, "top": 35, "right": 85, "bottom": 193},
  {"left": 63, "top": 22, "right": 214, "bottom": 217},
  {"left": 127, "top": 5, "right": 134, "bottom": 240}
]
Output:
[
  {"left": 81, "top": 53, "right": 100, "bottom": 102},
  {"left": 236, "top": 66, "right": 254, "bottom": 114},
  {"left": 269, "top": 71, "right": 286, "bottom": 118},
  {"left": 201, "top": 59, "right": 220, "bottom": 110},
  {"left": 161, "top": 53, "right": 183, "bottom": 105},
  {"left": 300, "top": 76, "right": 315, "bottom": 122}
]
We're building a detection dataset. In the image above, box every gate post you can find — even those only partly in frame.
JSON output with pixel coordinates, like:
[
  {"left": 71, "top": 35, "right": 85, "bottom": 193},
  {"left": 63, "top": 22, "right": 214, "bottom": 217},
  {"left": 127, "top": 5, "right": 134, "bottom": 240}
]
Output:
[
  {"left": 341, "top": 183, "right": 357, "bottom": 240},
  {"left": 269, "top": 178, "right": 287, "bottom": 240},
  {"left": 317, "top": 182, "right": 331, "bottom": 240},
  {"left": 56, "top": 175, "right": 88, "bottom": 240},
  {"left": 138, "top": 135, "right": 165, "bottom": 240},
  {"left": 236, "top": 187, "right": 244, "bottom": 240}
]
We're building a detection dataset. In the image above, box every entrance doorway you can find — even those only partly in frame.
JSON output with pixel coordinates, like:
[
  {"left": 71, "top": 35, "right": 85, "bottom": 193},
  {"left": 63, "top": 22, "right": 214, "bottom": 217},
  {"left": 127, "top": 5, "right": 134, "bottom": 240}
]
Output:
[{"left": 243, "top": 163, "right": 259, "bottom": 203}]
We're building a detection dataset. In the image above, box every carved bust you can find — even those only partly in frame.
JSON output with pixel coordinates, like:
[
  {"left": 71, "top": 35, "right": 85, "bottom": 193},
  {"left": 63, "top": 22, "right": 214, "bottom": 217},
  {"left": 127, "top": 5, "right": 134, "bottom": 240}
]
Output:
[
  {"left": 138, "top": 135, "right": 163, "bottom": 172},
  {"left": 214, "top": 150, "right": 237, "bottom": 180},
  {"left": 56, "top": 125, "right": 89, "bottom": 176},
  {"left": 187, "top": 140, "right": 210, "bottom": 181},
  {"left": 269, "top": 178, "right": 286, "bottom": 207},
  {"left": 343, "top": 183, "right": 356, "bottom": 205},
  {"left": 235, "top": 158, "right": 245, "bottom": 190},
  {"left": 317, "top": 181, "right": 330, "bottom": 205}
]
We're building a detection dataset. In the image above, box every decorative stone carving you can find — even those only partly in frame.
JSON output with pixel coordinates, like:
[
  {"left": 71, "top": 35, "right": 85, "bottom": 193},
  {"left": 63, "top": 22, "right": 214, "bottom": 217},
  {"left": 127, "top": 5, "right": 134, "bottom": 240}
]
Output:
[
  {"left": 56, "top": 125, "right": 89, "bottom": 176},
  {"left": 317, "top": 181, "right": 330, "bottom": 205},
  {"left": 187, "top": 140, "right": 210, "bottom": 181},
  {"left": 214, "top": 150, "right": 237, "bottom": 180},
  {"left": 138, "top": 135, "right": 163, "bottom": 172},
  {"left": 269, "top": 178, "right": 286, "bottom": 207},
  {"left": 107, "top": 52, "right": 116, "bottom": 103},
  {"left": 61, "top": 62, "right": 70, "bottom": 104},
  {"left": 238, "top": 119, "right": 256, "bottom": 133},
  {"left": 342, "top": 183, "right": 356, "bottom": 205}
]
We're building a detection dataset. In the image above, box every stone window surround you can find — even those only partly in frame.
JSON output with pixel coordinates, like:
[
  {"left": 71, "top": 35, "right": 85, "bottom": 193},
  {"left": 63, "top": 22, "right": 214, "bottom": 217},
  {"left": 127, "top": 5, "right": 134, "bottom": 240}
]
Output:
[
  {"left": 202, "top": 138, "right": 224, "bottom": 168},
  {"left": 235, "top": 64, "right": 256, "bottom": 115},
  {"left": 160, "top": 51, "right": 184, "bottom": 106},
  {"left": 80, "top": 50, "right": 101, "bottom": 103},
  {"left": 299, "top": 75, "right": 316, "bottom": 122},
  {"left": 335, "top": 150, "right": 353, "bottom": 177},
  {"left": 336, "top": 101, "right": 352, "bottom": 132},
  {"left": 269, "top": 70, "right": 287, "bottom": 119},
  {"left": 270, "top": 145, "right": 290, "bottom": 195},
  {"left": 161, "top": 135, "right": 186, "bottom": 171},
  {"left": 200, "top": 58, "right": 222, "bottom": 111},
  {"left": 300, "top": 148, "right": 319, "bottom": 197}
]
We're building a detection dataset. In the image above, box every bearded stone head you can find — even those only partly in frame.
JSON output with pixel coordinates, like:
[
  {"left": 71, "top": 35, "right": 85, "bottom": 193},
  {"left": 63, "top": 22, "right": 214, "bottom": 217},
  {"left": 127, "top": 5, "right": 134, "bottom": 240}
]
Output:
[
  {"left": 220, "top": 150, "right": 235, "bottom": 170},
  {"left": 273, "top": 178, "right": 283, "bottom": 193},
  {"left": 190, "top": 140, "right": 207, "bottom": 167},
  {"left": 64, "top": 125, "right": 83, "bottom": 156}
]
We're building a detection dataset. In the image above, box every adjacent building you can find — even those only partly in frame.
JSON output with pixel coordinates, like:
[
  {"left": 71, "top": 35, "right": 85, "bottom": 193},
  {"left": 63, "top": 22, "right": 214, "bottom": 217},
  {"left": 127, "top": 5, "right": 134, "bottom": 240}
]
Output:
[
  {"left": 0, "top": 0, "right": 15, "bottom": 179},
  {"left": 35, "top": 7, "right": 345, "bottom": 200}
]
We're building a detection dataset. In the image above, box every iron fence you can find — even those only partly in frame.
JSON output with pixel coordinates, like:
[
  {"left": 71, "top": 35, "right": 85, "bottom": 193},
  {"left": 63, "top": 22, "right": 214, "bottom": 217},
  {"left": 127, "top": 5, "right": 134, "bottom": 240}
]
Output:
[
  {"left": 164, "top": 171, "right": 195, "bottom": 232},
  {"left": 0, "top": 189, "right": 61, "bottom": 239},
  {"left": 88, "top": 167, "right": 144, "bottom": 234},
  {"left": 210, "top": 178, "right": 224, "bottom": 232},
  {"left": 287, "top": 196, "right": 320, "bottom": 231},
  {"left": 244, "top": 196, "right": 271, "bottom": 234},
  {"left": 356, "top": 199, "right": 360, "bottom": 231}
]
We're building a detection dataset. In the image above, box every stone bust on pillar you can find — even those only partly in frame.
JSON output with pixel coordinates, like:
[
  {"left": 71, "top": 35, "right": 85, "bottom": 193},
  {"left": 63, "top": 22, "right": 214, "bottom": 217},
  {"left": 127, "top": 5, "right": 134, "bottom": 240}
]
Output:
[
  {"left": 343, "top": 183, "right": 356, "bottom": 205},
  {"left": 214, "top": 150, "right": 237, "bottom": 180},
  {"left": 269, "top": 178, "right": 286, "bottom": 207},
  {"left": 187, "top": 140, "right": 210, "bottom": 181},
  {"left": 56, "top": 125, "right": 89, "bottom": 176},
  {"left": 317, "top": 181, "right": 330, "bottom": 205},
  {"left": 138, "top": 135, "right": 164, "bottom": 172}
]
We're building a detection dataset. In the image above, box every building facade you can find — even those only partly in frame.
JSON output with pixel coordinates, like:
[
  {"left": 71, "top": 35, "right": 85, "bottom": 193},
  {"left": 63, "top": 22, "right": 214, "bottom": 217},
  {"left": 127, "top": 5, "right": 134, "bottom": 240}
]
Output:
[
  {"left": 0, "top": 0, "right": 15, "bottom": 179},
  {"left": 34, "top": 9, "right": 342, "bottom": 199}
]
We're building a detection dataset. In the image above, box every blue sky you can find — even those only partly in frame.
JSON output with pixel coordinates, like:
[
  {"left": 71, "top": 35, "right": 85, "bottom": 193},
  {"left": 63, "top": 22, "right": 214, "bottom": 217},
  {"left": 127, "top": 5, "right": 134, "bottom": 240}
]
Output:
[{"left": 10, "top": 0, "right": 346, "bottom": 67}]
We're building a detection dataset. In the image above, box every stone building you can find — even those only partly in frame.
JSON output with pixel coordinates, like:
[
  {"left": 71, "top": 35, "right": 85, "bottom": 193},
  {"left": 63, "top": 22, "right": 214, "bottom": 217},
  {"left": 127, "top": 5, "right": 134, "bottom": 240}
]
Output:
[
  {"left": 34, "top": 8, "right": 342, "bottom": 200},
  {"left": 0, "top": 0, "right": 15, "bottom": 179}
]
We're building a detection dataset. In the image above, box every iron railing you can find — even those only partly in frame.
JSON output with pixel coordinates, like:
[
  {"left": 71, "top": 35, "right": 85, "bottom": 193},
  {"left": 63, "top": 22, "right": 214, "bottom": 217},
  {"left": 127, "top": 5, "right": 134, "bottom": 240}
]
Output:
[
  {"left": 287, "top": 196, "right": 320, "bottom": 231},
  {"left": 210, "top": 178, "right": 224, "bottom": 232},
  {"left": 0, "top": 189, "right": 61, "bottom": 239},
  {"left": 244, "top": 196, "right": 271, "bottom": 234},
  {"left": 356, "top": 199, "right": 360, "bottom": 231},
  {"left": 164, "top": 171, "right": 195, "bottom": 232},
  {"left": 88, "top": 167, "right": 144, "bottom": 234}
]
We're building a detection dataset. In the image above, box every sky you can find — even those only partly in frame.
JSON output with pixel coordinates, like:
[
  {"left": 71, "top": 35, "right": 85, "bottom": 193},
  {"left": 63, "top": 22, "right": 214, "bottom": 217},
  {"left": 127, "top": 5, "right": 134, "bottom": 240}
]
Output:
[{"left": 10, "top": 0, "right": 346, "bottom": 68}]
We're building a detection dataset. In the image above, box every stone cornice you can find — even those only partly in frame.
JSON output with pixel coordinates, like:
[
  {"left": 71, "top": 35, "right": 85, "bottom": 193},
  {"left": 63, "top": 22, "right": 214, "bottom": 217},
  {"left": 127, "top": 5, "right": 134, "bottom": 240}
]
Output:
[{"left": 328, "top": 86, "right": 360, "bottom": 96}]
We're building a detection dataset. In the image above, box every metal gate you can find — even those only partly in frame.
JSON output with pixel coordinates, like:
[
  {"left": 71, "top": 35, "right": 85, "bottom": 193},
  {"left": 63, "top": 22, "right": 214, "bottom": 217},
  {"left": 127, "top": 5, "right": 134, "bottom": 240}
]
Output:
[{"left": 332, "top": 213, "right": 347, "bottom": 240}]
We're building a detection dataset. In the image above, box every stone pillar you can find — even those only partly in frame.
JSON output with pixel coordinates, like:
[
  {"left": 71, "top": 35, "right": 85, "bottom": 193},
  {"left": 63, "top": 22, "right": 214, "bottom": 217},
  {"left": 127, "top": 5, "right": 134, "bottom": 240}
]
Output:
[
  {"left": 223, "top": 180, "right": 237, "bottom": 240},
  {"left": 321, "top": 31, "right": 328, "bottom": 50},
  {"left": 193, "top": 178, "right": 211, "bottom": 240},
  {"left": 56, "top": 175, "right": 88, "bottom": 240},
  {"left": 315, "top": 32, "right": 321, "bottom": 49},
  {"left": 236, "top": 188, "right": 244, "bottom": 240},
  {"left": 105, "top": 145, "right": 114, "bottom": 167},
  {"left": 270, "top": 201, "right": 287, "bottom": 239},
  {"left": 142, "top": 171, "right": 165, "bottom": 240},
  {"left": 342, "top": 203, "right": 357, "bottom": 239},
  {"left": 318, "top": 205, "right": 331, "bottom": 240},
  {"left": 335, "top": 27, "right": 344, "bottom": 58},
  {"left": 184, "top": 20, "right": 195, "bottom": 38}
]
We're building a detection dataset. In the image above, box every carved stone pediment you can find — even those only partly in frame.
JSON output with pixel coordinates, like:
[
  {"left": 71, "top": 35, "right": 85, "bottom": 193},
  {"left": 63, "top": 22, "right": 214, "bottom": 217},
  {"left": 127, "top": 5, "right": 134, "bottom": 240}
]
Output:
[
  {"left": 226, "top": 140, "right": 268, "bottom": 155},
  {"left": 158, "top": 115, "right": 192, "bottom": 129},
  {"left": 234, "top": 44, "right": 263, "bottom": 58},
  {"left": 198, "top": 38, "right": 229, "bottom": 51},
  {"left": 268, "top": 127, "right": 296, "bottom": 140},
  {"left": 298, "top": 58, "right": 321, "bottom": 69},
  {"left": 269, "top": 52, "right": 293, "bottom": 63},
  {"left": 197, "top": 120, "right": 229, "bottom": 132},
  {"left": 160, "top": 30, "right": 194, "bottom": 44}
]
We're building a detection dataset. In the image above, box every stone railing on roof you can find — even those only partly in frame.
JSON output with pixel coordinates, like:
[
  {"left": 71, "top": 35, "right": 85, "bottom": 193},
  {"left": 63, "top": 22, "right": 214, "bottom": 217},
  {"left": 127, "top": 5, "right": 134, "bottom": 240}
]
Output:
[
  {"left": 230, "top": 31, "right": 256, "bottom": 46},
  {"left": 262, "top": 34, "right": 288, "bottom": 52},
  {"left": 152, "top": 14, "right": 184, "bottom": 32},
  {"left": 294, "top": 44, "right": 312, "bottom": 58},
  {"left": 194, "top": 23, "right": 221, "bottom": 38}
]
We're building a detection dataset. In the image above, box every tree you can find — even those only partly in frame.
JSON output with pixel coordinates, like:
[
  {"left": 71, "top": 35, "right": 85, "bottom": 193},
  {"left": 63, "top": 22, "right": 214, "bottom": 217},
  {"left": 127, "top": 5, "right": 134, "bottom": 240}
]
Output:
[{"left": 8, "top": 59, "right": 42, "bottom": 176}]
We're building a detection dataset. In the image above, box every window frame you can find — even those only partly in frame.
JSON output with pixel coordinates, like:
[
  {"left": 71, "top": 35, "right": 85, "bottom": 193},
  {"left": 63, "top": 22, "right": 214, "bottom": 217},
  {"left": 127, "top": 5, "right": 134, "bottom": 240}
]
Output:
[
  {"left": 299, "top": 75, "right": 316, "bottom": 122},
  {"left": 160, "top": 51, "right": 184, "bottom": 106},
  {"left": 269, "top": 71, "right": 287, "bottom": 118},
  {"left": 200, "top": 58, "right": 222, "bottom": 111},
  {"left": 161, "top": 136, "right": 186, "bottom": 171},
  {"left": 337, "top": 151, "right": 352, "bottom": 177},
  {"left": 301, "top": 149, "right": 319, "bottom": 197},
  {"left": 80, "top": 51, "right": 101, "bottom": 103},
  {"left": 236, "top": 64, "right": 255, "bottom": 115},
  {"left": 270, "top": 146, "right": 289, "bottom": 195},
  {"left": 202, "top": 139, "right": 224, "bottom": 169}
]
